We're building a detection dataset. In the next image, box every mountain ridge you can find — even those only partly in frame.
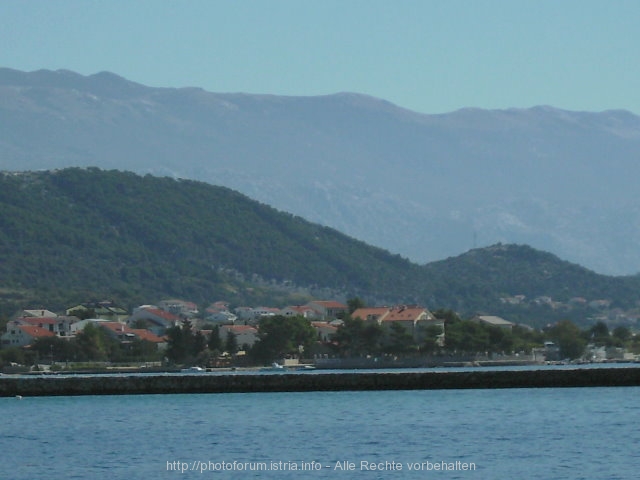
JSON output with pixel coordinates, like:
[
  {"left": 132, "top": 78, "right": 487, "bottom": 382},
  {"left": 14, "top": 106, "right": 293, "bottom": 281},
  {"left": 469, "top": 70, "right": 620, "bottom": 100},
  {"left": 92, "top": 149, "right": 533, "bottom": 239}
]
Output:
[{"left": 2, "top": 68, "right": 640, "bottom": 274}]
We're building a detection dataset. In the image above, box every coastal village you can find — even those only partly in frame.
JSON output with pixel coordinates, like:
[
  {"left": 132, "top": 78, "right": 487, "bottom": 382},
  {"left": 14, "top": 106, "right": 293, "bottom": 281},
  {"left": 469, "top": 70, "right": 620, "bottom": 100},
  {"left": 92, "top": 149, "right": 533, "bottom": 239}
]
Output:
[{"left": 2, "top": 296, "right": 638, "bottom": 374}]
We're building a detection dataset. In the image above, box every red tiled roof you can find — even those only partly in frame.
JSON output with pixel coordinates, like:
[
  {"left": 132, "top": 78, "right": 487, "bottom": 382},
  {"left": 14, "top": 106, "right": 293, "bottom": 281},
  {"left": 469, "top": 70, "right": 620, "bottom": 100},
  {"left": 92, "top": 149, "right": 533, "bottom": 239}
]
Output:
[
  {"left": 351, "top": 307, "right": 390, "bottom": 321},
  {"left": 144, "top": 307, "right": 180, "bottom": 321},
  {"left": 311, "top": 322, "right": 338, "bottom": 331},
  {"left": 130, "top": 329, "right": 166, "bottom": 343},
  {"left": 352, "top": 306, "right": 434, "bottom": 323},
  {"left": 18, "top": 325, "right": 55, "bottom": 338},
  {"left": 310, "top": 301, "right": 348, "bottom": 309},
  {"left": 100, "top": 322, "right": 134, "bottom": 334},
  {"left": 383, "top": 306, "right": 431, "bottom": 322}
]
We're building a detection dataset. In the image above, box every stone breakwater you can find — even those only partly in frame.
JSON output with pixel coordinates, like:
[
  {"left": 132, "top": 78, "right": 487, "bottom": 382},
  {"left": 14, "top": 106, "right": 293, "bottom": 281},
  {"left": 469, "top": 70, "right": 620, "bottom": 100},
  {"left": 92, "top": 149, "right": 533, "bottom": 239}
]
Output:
[{"left": 2, "top": 367, "right": 640, "bottom": 397}]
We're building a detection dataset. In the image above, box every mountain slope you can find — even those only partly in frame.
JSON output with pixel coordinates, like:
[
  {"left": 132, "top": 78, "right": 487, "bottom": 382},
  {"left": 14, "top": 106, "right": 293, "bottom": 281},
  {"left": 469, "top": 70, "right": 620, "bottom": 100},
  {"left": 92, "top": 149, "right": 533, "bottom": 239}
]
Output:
[
  {"left": 1, "top": 168, "right": 639, "bottom": 328},
  {"left": 0, "top": 168, "right": 421, "bottom": 313},
  {"left": 2, "top": 68, "right": 640, "bottom": 274}
]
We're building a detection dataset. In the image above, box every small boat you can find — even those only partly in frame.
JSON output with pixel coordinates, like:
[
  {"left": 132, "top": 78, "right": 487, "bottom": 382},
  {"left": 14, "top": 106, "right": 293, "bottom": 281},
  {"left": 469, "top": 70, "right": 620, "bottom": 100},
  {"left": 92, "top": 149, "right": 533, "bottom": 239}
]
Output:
[
  {"left": 295, "top": 365, "right": 316, "bottom": 371},
  {"left": 260, "top": 362, "right": 285, "bottom": 372},
  {"left": 181, "top": 366, "right": 205, "bottom": 373}
]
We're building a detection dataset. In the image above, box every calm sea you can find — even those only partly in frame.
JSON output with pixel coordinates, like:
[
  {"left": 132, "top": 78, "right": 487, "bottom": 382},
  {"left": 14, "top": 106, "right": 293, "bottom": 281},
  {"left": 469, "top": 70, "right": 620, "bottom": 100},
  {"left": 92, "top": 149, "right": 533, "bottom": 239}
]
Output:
[{"left": 2, "top": 383, "right": 640, "bottom": 479}]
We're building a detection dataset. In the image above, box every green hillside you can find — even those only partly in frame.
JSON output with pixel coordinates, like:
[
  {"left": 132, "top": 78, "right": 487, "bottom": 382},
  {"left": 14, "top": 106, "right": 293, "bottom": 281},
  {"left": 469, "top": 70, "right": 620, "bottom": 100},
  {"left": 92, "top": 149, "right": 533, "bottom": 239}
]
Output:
[
  {"left": 422, "top": 244, "right": 640, "bottom": 325},
  {"left": 0, "top": 168, "right": 421, "bottom": 315},
  {"left": 1, "top": 168, "right": 639, "bottom": 328}
]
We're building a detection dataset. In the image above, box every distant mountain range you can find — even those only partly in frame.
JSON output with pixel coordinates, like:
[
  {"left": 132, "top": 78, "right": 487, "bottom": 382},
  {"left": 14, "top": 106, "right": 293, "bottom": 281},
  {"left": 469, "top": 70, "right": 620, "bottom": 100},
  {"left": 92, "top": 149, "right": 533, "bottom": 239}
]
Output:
[
  {"left": 1, "top": 168, "right": 639, "bottom": 329},
  {"left": 2, "top": 67, "right": 640, "bottom": 274}
]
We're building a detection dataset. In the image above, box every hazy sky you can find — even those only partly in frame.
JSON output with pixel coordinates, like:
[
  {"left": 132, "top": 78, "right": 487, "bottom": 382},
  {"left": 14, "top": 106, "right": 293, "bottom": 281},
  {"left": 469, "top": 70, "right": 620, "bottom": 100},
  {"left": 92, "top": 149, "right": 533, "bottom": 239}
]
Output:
[{"left": 1, "top": 0, "right": 638, "bottom": 114}]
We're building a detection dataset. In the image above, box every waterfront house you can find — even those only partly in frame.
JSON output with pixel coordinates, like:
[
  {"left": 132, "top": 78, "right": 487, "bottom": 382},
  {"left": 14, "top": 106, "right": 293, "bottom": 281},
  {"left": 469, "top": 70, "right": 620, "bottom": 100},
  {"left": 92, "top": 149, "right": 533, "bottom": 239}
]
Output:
[
  {"left": 20, "top": 315, "right": 78, "bottom": 337},
  {"left": 219, "top": 325, "right": 259, "bottom": 349},
  {"left": 99, "top": 322, "right": 138, "bottom": 342},
  {"left": 98, "top": 322, "right": 166, "bottom": 349},
  {"left": 381, "top": 305, "right": 443, "bottom": 344},
  {"left": 351, "top": 307, "right": 390, "bottom": 324},
  {"left": 352, "top": 305, "right": 443, "bottom": 344},
  {"left": 66, "top": 301, "right": 128, "bottom": 322},
  {"left": 311, "top": 321, "right": 338, "bottom": 342},
  {"left": 130, "top": 328, "right": 167, "bottom": 347},
  {"left": 233, "top": 307, "right": 256, "bottom": 323},
  {"left": 252, "top": 307, "right": 280, "bottom": 320},
  {"left": 158, "top": 299, "right": 199, "bottom": 318},
  {"left": 306, "top": 301, "right": 348, "bottom": 320},
  {"left": 1, "top": 323, "right": 55, "bottom": 347},
  {"left": 281, "top": 305, "right": 316, "bottom": 319},
  {"left": 204, "top": 309, "right": 238, "bottom": 325},
  {"left": 128, "top": 306, "right": 181, "bottom": 335}
]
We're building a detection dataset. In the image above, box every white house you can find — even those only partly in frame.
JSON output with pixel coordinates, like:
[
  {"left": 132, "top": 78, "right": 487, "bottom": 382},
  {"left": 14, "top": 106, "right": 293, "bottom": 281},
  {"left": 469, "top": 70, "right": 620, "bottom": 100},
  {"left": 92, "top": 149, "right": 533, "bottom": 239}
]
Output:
[
  {"left": 306, "top": 301, "right": 348, "bottom": 320},
  {"left": 252, "top": 307, "right": 280, "bottom": 319},
  {"left": 204, "top": 309, "right": 237, "bottom": 325},
  {"left": 1, "top": 322, "right": 56, "bottom": 347},
  {"left": 311, "top": 322, "right": 338, "bottom": 342},
  {"left": 352, "top": 305, "right": 444, "bottom": 344},
  {"left": 219, "top": 325, "right": 259, "bottom": 349},
  {"left": 158, "top": 299, "right": 199, "bottom": 318},
  {"left": 281, "top": 305, "right": 315, "bottom": 319},
  {"left": 128, "top": 306, "right": 181, "bottom": 335},
  {"left": 19, "top": 316, "right": 78, "bottom": 337}
]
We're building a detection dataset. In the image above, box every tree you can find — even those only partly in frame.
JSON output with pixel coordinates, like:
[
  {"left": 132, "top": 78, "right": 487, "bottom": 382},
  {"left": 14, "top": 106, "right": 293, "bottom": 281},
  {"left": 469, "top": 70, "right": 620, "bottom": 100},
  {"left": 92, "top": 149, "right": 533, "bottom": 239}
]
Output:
[
  {"left": 165, "top": 320, "right": 196, "bottom": 364},
  {"left": 32, "top": 336, "right": 79, "bottom": 363},
  {"left": 127, "top": 338, "right": 161, "bottom": 362},
  {"left": 0, "top": 346, "right": 27, "bottom": 368},
  {"left": 332, "top": 316, "right": 383, "bottom": 356},
  {"left": 251, "top": 315, "right": 316, "bottom": 363},
  {"left": 612, "top": 326, "right": 631, "bottom": 346},
  {"left": 421, "top": 324, "right": 444, "bottom": 354},
  {"left": 433, "top": 309, "right": 462, "bottom": 325},
  {"left": 225, "top": 330, "right": 238, "bottom": 356},
  {"left": 384, "top": 322, "right": 416, "bottom": 354},
  {"left": 208, "top": 326, "right": 222, "bottom": 352},
  {"left": 193, "top": 330, "right": 207, "bottom": 356},
  {"left": 75, "top": 323, "right": 111, "bottom": 361},
  {"left": 347, "top": 297, "right": 365, "bottom": 314},
  {"left": 588, "top": 321, "right": 611, "bottom": 346},
  {"left": 547, "top": 320, "right": 587, "bottom": 359},
  {"left": 485, "top": 325, "right": 514, "bottom": 354},
  {"left": 444, "top": 320, "right": 490, "bottom": 353}
]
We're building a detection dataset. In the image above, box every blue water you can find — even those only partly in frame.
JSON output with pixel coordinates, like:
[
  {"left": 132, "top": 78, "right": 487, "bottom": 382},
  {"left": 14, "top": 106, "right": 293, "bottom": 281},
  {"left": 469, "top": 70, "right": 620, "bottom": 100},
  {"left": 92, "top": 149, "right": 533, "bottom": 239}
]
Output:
[{"left": 2, "top": 386, "right": 640, "bottom": 479}]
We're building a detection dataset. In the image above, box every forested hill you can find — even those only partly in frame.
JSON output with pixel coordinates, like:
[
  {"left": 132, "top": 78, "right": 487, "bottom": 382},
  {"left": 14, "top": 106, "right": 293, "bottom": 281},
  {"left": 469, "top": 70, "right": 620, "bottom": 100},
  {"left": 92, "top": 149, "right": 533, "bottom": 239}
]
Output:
[
  {"left": 421, "top": 245, "right": 640, "bottom": 324},
  {"left": 1, "top": 168, "right": 639, "bottom": 327},
  {"left": 0, "top": 168, "right": 422, "bottom": 313}
]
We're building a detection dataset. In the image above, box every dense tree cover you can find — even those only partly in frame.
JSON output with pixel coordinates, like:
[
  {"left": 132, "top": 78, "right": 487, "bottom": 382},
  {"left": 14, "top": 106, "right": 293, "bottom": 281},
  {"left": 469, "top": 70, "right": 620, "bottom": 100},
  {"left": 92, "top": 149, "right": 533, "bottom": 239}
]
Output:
[
  {"left": 2, "top": 169, "right": 640, "bottom": 328},
  {"left": 250, "top": 315, "right": 317, "bottom": 363},
  {"left": 421, "top": 244, "right": 640, "bottom": 326},
  {"left": 165, "top": 320, "right": 206, "bottom": 364},
  {"left": 331, "top": 316, "right": 384, "bottom": 356},
  {"left": 0, "top": 168, "right": 419, "bottom": 316}
]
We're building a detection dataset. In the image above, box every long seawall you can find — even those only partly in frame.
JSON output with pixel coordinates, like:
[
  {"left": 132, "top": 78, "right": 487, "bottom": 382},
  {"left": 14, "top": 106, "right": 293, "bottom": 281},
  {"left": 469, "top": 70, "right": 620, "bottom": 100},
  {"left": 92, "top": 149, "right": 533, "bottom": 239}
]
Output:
[{"left": 2, "top": 367, "right": 640, "bottom": 396}]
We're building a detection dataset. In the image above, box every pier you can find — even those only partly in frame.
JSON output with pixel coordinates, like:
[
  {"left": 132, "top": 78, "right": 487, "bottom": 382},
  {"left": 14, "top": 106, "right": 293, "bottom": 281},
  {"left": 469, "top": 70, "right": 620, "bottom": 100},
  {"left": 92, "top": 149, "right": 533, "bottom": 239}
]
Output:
[{"left": 2, "top": 367, "right": 640, "bottom": 396}]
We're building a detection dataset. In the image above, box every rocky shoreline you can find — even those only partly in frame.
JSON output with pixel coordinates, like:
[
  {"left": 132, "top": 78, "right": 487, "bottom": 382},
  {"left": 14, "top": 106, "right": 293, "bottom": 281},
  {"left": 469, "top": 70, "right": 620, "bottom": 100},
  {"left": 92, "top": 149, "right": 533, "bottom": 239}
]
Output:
[{"left": 2, "top": 367, "right": 640, "bottom": 397}]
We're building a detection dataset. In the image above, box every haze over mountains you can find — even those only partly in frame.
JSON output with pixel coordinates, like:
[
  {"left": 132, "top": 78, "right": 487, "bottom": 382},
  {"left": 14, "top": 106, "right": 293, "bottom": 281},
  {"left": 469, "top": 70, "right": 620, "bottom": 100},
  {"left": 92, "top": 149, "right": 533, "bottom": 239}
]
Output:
[{"left": 2, "top": 67, "right": 640, "bottom": 275}]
